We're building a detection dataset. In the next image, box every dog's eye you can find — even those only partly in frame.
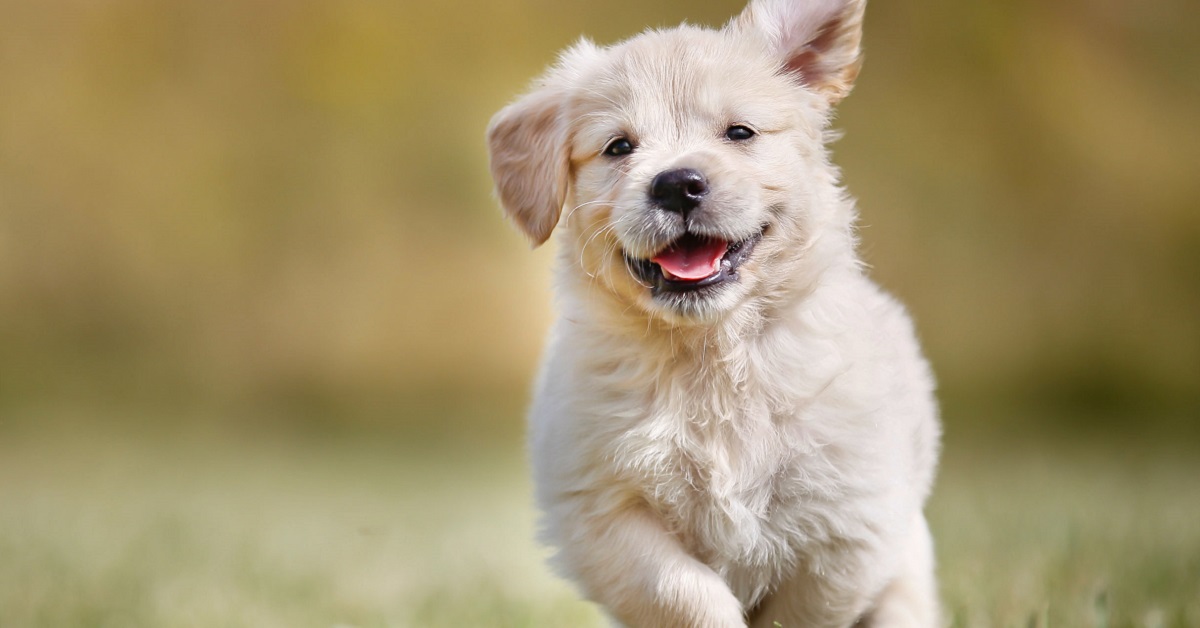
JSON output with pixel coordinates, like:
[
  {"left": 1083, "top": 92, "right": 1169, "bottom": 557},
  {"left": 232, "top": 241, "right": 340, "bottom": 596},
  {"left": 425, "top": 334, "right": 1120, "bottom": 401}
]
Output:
[
  {"left": 725, "top": 125, "right": 756, "bottom": 141},
  {"left": 603, "top": 137, "right": 635, "bottom": 157}
]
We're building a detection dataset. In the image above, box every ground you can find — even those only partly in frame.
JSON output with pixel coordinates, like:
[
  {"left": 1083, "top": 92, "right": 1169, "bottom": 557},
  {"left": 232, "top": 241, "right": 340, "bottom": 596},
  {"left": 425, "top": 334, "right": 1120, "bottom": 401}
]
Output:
[{"left": 1, "top": 410, "right": 1196, "bottom": 628}]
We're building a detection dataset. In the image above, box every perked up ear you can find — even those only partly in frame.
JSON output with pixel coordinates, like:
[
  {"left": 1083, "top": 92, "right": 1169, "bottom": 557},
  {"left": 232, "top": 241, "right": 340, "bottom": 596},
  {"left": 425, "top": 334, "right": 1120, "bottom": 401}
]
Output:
[
  {"left": 486, "top": 87, "right": 570, "bottom": 247},
  {"left": 735, "top": 0, "right": 866, "bottom": 104}
]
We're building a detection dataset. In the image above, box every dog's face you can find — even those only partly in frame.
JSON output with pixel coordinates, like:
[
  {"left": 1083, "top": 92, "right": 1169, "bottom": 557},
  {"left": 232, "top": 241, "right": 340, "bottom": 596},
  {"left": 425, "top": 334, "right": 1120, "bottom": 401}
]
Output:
[{"left": 489, "top": 0, "right": 864, "bottom": 325}]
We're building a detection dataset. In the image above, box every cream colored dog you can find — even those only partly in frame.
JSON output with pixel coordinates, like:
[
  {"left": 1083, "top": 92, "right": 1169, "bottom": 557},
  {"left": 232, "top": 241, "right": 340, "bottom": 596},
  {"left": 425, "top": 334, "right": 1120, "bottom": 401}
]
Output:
[{"left": 487, "top": 0, "right": 940, "bottom": 626}]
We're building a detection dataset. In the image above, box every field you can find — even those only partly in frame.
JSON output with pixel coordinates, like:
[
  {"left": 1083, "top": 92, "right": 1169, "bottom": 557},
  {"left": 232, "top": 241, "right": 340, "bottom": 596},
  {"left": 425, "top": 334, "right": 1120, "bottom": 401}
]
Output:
[{"left": 2, "top": 410, "right": 1197, "bottom": 628}]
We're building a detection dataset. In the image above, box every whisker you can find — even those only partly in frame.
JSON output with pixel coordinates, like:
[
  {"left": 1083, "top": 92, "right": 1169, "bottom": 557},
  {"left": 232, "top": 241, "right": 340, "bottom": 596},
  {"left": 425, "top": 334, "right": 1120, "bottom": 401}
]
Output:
[
  {"left": 579, "top": 223, "right": 616, "bottom": 280},
  {"left": 563, "top": 199, "right": 609, "bottom": 227}
]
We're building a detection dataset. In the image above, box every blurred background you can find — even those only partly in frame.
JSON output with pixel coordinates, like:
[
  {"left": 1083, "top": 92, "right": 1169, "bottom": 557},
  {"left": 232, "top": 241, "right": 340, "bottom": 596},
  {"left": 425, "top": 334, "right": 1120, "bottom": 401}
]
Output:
[{"left": 1, "top": 0, "right": 1197, "bottom": 626}]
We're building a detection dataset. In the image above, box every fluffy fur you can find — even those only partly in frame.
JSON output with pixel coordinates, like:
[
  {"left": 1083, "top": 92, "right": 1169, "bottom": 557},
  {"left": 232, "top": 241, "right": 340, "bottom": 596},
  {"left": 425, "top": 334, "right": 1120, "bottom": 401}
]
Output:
[{"left": 486, "top": 1, "right": 940, "bottom": 626}]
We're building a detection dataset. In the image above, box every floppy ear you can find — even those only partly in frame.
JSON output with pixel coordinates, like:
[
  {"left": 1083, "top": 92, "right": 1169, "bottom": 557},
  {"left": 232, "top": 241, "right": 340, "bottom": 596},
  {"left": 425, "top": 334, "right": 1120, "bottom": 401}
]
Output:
[
  {"left": 735, "top": 0, "right": 866, "bottom": 104},
  {"left": 486, "top": 86, "right": 570, "bottom": 247}
]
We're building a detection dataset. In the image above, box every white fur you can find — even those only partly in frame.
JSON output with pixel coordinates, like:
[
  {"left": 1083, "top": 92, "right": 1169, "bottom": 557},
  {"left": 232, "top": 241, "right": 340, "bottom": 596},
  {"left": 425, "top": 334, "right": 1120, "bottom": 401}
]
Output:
[{"left": 487, "top": 1, "right": 940, "bottom": 626}]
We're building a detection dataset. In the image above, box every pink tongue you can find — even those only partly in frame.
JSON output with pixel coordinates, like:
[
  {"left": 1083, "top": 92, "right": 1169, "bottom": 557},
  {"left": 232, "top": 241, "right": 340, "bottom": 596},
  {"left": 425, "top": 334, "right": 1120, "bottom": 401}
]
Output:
[{"left": 652, "top": 238, "right": 729, "bottom": 281}]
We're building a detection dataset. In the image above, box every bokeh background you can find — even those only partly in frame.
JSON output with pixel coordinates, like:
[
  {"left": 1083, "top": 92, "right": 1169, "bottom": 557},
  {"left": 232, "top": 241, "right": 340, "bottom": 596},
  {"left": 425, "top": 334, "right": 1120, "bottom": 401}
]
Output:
[{"left": 1, "top": 0, "right": 1197, "bottom": 626}]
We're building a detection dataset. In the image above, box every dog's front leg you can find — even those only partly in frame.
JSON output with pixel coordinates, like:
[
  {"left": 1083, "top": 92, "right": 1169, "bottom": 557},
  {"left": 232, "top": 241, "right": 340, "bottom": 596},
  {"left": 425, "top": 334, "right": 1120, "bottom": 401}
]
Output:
[
  {"left": 748, "top": 515, "right": 938, "bottom": 628},
  {"left": 747, "top": 540, "right": 881, "bottom": 628},
  {"left": 554, "top": 500, "right": 746, "bottom": 628},
  {"left": 854, "top": 514, "right": 940, "bottom": 628}
]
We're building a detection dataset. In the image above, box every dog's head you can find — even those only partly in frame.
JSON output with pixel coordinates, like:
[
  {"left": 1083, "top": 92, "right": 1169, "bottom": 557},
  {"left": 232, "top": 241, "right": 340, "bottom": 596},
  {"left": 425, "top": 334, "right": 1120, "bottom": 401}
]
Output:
[{"left": 488, "top": 0, "right": 865, "bottom": 326}]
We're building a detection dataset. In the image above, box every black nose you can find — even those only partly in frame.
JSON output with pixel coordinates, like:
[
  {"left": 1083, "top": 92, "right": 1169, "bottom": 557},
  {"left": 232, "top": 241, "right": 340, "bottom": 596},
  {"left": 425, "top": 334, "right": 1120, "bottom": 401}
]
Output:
[{"left": 649, "top": 168, "right": 709, "bottom": 216}]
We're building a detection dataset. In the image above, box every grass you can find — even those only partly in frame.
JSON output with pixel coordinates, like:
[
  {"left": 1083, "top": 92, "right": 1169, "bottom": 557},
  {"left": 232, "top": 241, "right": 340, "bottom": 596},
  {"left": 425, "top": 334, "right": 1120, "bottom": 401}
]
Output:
[
  {"left": 932, "top": 432, "right": 1200, "bottom": 628},
  {"left": 1, "top": 412, "right": 1197, "bottom": 627}
]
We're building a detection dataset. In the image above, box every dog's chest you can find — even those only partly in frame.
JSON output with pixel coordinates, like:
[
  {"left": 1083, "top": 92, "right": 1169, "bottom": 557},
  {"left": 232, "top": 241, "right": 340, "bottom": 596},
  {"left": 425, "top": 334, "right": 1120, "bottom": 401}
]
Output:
[{"left": 609, "top": 372, "right": 838, "bottom": 597}]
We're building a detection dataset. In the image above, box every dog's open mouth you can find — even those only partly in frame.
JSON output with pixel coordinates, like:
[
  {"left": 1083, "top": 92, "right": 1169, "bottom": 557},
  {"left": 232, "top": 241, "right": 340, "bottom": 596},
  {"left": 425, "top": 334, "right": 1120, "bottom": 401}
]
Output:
[{"left": 625, "top": 228, "right": 765, "bottom": 294}]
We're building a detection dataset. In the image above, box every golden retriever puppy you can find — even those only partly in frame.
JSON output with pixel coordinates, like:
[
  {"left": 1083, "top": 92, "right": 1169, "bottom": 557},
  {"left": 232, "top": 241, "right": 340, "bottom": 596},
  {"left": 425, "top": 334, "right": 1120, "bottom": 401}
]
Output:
[{"left": 487, "top": 0, "right": 940, "bottom": 626}]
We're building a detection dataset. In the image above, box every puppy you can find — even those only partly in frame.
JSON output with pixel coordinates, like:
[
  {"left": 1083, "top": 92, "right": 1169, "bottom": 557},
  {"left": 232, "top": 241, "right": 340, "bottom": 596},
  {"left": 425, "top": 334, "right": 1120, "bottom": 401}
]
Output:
[{"left": 487, "top": 1, "right": 940, "bottom": 626}]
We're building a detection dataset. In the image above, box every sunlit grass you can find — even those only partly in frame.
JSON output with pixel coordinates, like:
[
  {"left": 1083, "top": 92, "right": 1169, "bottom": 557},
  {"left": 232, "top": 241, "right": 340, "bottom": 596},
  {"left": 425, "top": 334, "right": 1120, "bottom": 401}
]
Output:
[
  {"left": 1, "top": 416, "right": 1197, "bottom": 627},
  {"left": 933, "top": 434, "right": 1200, "bottom": 627}
]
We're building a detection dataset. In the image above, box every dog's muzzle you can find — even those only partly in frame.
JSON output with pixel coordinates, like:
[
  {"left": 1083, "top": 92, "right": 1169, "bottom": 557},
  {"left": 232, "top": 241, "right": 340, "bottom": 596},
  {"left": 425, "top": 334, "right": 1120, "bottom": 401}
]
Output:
[{"left": 625, "top": 228, "right": 764, "bottom": 295}]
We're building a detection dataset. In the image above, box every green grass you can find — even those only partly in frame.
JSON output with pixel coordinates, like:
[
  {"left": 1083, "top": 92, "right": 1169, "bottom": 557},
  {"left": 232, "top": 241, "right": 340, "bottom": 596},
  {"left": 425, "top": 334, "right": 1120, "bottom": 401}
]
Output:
[
  {"left": 1, "top": 415, "right": 1197, "bottom": 627},
  {"left": 933, "top": 434, "right": 1200, "bottom": 628}
]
